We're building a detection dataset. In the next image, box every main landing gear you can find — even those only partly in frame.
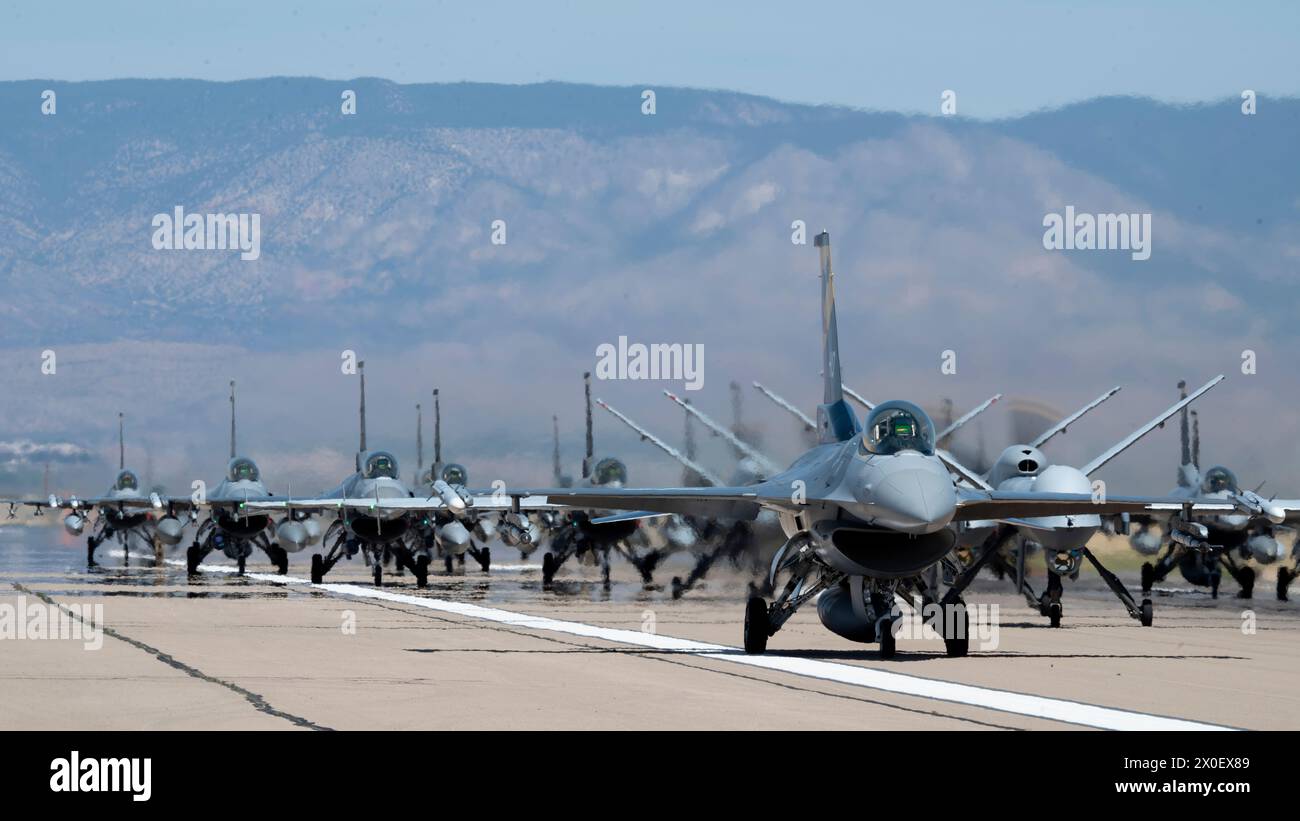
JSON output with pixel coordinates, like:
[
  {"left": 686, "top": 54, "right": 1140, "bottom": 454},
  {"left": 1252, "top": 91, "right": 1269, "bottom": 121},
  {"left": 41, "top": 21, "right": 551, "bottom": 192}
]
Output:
[
  {"left": 1142, "top": 543, "right": 1254, "bottom": 600},
  {"left": 1080, "top": 547, "right": 1152, "bottom": 627},
  {"left": 441, "top": 545, "right": 490, "bottom": 575},
  {"left": 1278, "top": 565, "right": 1296, "bottom": 602},
  {"left": 366, "top": 545, "right": 429, "bottom": 588},
  {"left": 186, "top": 527, "right": 288, "bottom": 577}
]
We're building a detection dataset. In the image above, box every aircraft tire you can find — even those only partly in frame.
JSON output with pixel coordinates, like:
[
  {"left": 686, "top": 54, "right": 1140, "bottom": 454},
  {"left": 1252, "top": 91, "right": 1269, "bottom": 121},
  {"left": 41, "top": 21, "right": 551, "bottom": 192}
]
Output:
[
  {"left": 310, "top": 554, "right": 324, "bottom": 584},
  {"left": 1048, "top": 602, "right": 1062, "bottom": 628},
  {"left": 878, "top": 616, "right": 896, "bottom": 659},
  {"left": 743, "top": 596, "right": 769, "bottom": 655},
  {"left": 944, "top": 602, "right": 969, "bottom": 657},
  {"left": 1140, "top": 562, "right": 1155, "bottom": 593},
  {"left": 1140, "top": 599, "right": 1153, "bottom": 627},
  {"left": 1237, "top": 566, "right": 1255, "bottom": 599}
]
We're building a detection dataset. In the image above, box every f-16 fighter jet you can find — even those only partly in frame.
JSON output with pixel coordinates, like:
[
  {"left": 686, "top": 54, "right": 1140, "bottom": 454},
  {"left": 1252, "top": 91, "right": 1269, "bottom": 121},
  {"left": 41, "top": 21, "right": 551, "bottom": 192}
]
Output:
[
  {"left": 538, "top": 372, "right": 641, "bottom": 587},
  {"left": 9, "top": 413, "right": 187, "bottom": 566},
  {"left": 513, "top": 232, "right": 1254, "bottom": 657},
  {"left": 407, "top": 388, "right": 498, "bottom": 574},
  {"left": 240, "top": 365, "right": 555, "bottom": 586},
  {"left": 1132, "top": 383, "right": 1300, "bottom": 599},
  {"left": 185, "top": 381, "right": 323, "bottom": 576}
]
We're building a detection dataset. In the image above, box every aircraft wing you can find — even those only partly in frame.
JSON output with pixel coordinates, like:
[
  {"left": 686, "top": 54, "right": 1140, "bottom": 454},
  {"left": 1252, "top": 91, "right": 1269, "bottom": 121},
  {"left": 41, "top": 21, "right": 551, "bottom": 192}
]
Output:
[
  {"left": 37, "top": 493, "right": 331, "bottom": 513},
  {"left": 2, "top": 497, "right": 61, "bottom": 508},
  {"left": 954, "top": 488, "right": 1240, "bottom": 522},
  {"left": 43, "top": 495, "right": 171, "bottom": 511},
  {"left": 239, "top": 494, "right": 560, "bottom": 513},
  {"left": 1265, "top": 500, "right": 1300, "bottom": 523},
  {"left": 519, "top": 485, "right": 778, "bottom": 520}
]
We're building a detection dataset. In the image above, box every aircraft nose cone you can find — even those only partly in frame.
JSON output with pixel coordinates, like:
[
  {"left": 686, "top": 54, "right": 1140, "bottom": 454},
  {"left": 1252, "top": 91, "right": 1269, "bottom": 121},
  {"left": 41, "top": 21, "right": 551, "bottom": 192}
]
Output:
[{"left": 873, "top": 468, "right": 956, "bottom": 533}]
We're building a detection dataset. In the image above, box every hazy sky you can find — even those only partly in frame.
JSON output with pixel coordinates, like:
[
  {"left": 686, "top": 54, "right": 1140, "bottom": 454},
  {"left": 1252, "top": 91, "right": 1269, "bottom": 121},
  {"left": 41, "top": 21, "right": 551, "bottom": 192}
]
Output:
[{"left": 4, "top": 1, "right": 1297, "bottom": 117}]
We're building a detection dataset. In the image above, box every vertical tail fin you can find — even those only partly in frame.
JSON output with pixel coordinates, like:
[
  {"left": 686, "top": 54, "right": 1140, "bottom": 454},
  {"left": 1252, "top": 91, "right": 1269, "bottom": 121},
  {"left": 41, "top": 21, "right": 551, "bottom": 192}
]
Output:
[
  {"left": 683, "top": 397, "right": 700, "bottom": 485},
  {"left": 415, "top": 402, "right": 424, "bottom": 484},
  {"left": 582, "top": 371, "right": 594, "bottom": 479},
  {"left": 813, "top": 232, "right": 858, "bottom": 443},
  {"left": 353, "top": 362, "right": 367, "bottom": 472},
  {"left": 118, "top": 412, "right": 125, "bottom": 470},
  {"left": 432, "top": 388, "right": 442, "bottom": 475},
  {"left": 729, "top": 380, "right": 745, "bottom": 458},
  {"left": 816, "top": 232, "right": 843, "bottom": 406},
  {"left": 1191, "top": 410, "right": 1200, "bottom": 469},
  {"left": 684, "top": 399, "right": 697, "bottom": 460},
  {"left": 552, "top": 415, "right": 562, "bottom": 485},
  {"left": 229, "top": 380, "right": 237, "bottom": 459},
  {"left": 1177, "top": 380, "right": 1190, "bottom": 466}
]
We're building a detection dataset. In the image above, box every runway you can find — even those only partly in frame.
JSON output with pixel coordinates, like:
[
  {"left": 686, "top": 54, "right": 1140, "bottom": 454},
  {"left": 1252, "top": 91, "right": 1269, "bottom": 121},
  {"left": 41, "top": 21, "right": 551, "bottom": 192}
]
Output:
[{"left": 2, "top": 525, "right": 1297, "bottom": 731}]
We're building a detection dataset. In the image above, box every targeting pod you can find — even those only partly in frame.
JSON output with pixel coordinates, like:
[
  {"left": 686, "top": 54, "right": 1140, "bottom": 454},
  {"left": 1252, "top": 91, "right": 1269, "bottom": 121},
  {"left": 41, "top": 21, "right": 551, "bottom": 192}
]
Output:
[
  {"left": 499, "top": 512, "right": 540, "bottom": 547},
  {"left": 1169, "top": 521, "right": 1211, "bottom": 550}
]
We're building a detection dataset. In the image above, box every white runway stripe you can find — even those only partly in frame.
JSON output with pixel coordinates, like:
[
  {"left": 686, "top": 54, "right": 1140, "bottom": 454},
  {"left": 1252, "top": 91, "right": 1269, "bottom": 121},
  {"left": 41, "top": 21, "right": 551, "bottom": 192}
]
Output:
[{"left": 173, "top": 560, "right": 1230, "bottom": 731}]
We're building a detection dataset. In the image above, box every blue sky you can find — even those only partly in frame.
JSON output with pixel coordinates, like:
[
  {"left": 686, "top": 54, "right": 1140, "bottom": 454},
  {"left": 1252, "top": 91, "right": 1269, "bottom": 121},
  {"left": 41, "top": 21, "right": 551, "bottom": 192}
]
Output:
[{"left": 3, "top": 0, "right": 1297, "bottom": 117}]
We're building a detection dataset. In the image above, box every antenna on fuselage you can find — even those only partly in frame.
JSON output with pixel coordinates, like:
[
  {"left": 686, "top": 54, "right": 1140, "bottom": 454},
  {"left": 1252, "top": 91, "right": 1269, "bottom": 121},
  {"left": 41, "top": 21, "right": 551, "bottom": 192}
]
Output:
[
  {"left": 432, "top": 388, "right": 442, "bottom": 477},
  {"left": 582, "top": 371, "right": 594, "bottom": 480},
  {"left": 118, "top": 412, "right": 125, "bottom": 470},
  {"left": 229, "top": 380, "right": 237, "bottom": 459}
]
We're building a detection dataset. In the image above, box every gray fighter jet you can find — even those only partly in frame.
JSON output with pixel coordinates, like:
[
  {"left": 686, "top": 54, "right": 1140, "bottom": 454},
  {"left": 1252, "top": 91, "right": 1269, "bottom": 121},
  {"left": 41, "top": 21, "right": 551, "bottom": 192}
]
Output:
[
  {"left": 184, "top": 381, "right": 324, "bottom": 576},
  {"left": 27, "top": 413, "right": 187, "bottom": 567},
  {"left": 515, "top": 232, "right": 1253, "bottom": 656},
  {"left": 1132, "top": 381, "right": 1300, "bottom": 599},
  {"left": 407, "top": 388, "right": 497, "bottom": 573}
]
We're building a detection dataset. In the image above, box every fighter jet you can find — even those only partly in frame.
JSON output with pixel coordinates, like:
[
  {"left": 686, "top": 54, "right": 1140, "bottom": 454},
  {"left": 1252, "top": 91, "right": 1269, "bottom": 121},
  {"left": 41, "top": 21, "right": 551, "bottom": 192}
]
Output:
[
  {"left": 538, "top": 372, "right": 641, "bottom": 587},
  {"left": 593, "top": 395, "right": 761, "bottom": 595},
  {"left": 250, "top": 362, "right": 437, "bottom": 587},
  {"left": 407, "top": 388, "right": 496, "bottom": 574},
  {"left": 664, "top": 383, "right": 999, "bottom": 598},
  {"left": 184, "top": 381, "right": 323, "bottom": 576},
  {"left": 752, "top": 374, "right": 1226, "bottom": 626},
  {"left": 29, "top": 413, "right": 188, "bottom": 566},
  {"left": 1132, "top": 382, "right": 1300, "bottom": 599},
  {"left": 513, "top": 232, "right": 1252, "bottom": 657}
]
